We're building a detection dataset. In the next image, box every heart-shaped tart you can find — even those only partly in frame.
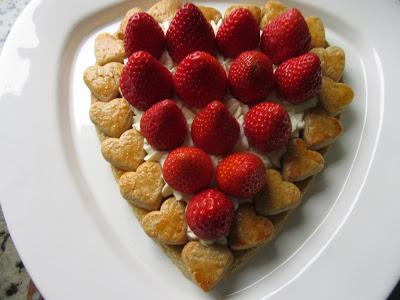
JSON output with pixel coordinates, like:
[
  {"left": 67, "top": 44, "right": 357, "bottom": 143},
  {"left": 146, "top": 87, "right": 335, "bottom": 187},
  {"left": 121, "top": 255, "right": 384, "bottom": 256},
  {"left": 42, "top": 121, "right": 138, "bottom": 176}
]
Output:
[{"left": 84, "top": 0, "right": 354, "bottom": 292}]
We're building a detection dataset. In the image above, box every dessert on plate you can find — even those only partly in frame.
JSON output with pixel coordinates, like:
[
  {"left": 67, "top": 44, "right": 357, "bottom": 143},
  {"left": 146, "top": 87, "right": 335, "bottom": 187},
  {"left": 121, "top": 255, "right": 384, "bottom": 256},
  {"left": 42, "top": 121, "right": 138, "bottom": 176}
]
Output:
[{"left": 83, "top": 0, "right": 354, "bottom": 291}]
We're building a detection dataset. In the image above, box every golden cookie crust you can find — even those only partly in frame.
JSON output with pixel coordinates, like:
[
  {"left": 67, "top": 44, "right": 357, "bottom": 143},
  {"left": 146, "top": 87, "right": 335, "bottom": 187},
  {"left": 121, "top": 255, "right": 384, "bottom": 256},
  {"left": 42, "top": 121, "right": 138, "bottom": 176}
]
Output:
[
  {"left": 83, "top": 62, "right": 123, "bottom": 102},
  {"left": 119, "top": 162, "right": 164, "bottom": 210},
  {"left": 229, "top": 203, "right": 275, "bottom": 250},
  {"left": 94, "top": 33, "right": 125, "bottom": 65},
  {"left": 319, "top": 76, "right": 354, "bottom": 116},
  {"left": 101, "top": 128, "right": 145, "bottom": 171},
  {"left": 306, "top": 16, "right": 326, "bottom": 48},
  {"left": 198, "top": 6, "right": 222, "bottom": 23},
  {"left": 89, "top": 98, "right": 133, "bottom": 138},
  {"left": 304, "top": 107, "right": 343, "bottom": 150},
  {"left": 181, "top": 241, "right": 234, "bottom": 291},
  {"left": 254, "top": 169, "right": 301, "bottom": 215},
  {"left": 282, "top": 138, "right": 325, "bottom": 182},
  {"left": 260, "top": 0, "right": 287, "bottom": 29},
  {"left": 311, "top": 46, "right": 345, "bottom": 82},
  {"left": 147, "top": 0, "right": 181, "bottom": 23},
  {"left": 141, "top": 197, "right": 188, "bottom": 245}
]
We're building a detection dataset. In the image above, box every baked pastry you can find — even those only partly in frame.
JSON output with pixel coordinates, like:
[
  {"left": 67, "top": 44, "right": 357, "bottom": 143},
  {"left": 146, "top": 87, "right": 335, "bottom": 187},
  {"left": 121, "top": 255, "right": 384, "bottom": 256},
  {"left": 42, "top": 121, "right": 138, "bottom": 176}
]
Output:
[{"left": 83, "top": 0, "right": 354, "bottom": 291}]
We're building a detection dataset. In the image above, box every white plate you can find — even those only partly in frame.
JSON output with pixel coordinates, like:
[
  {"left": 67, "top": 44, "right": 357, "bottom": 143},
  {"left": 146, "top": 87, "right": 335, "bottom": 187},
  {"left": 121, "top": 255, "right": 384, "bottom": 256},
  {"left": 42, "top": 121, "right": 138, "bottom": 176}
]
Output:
[{"left": 1, "top": 0, "right": 399, "bottom": 299}]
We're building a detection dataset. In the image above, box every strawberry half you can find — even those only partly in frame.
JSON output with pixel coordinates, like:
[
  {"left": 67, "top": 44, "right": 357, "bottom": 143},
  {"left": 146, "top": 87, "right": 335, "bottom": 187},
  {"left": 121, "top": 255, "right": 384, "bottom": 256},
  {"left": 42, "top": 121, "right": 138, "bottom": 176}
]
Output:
[
  {"left": 162, "top": 147, "right": 213, "bottom": 194},
  {"left": 174, "top": 51, "right": 227, "bottom": 108},
  {"left": 140, "top": 100, "right": 187, "bottom": 150},
  {"left": 124, "top": 12, "right": 165, "bottom": 59},
  {"left": 166, "top": 3, "right": 216, "bottom": 62},
  {"left": 261, "top": 8, "right": 311, "bottom": 64},
  {"left": 191, "top": 100, "right": 240, "bottom": 155},
  {"left": 275, "top": 52, "right": 322, "bottom": 104},
  {"left": 244, "top": 102, "right": 292, "bottom": 152},
  {"left": 119, "top": 51, "right": 174, "bottom": 111},
  {"left": 216, "top": 152, "right": 266, "bottom": 198},
  {"left": 228, "top": 50, "right": 275, "bottom": 105},
  {"left": 216, "top": 8, "right": 260, "bottom": 58},
  {"left": 186, "top": 189, "right": 234, "bottom": 240}
]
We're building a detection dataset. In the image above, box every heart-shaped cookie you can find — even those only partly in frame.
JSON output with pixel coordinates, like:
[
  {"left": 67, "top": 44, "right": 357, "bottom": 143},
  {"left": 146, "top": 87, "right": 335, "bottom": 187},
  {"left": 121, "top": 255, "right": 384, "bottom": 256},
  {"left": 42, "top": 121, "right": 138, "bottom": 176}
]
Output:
[
  {"left": 148, "top": 0, "right": 182, "bottom": 23},
  {"left": 83, "top": 62, "right": 123, "bottom": 102},
  {"left": 310, "top": 46, "right": 345, "bottom": 82},
  {"left": 181, "top": 241, "right": 234, "bottom": 291},
  {"left": 303, "top": 107, "right": 343, "bottom": 150},
  {"left": 319, "top": 76, "right": 354, "bottom": 116},
  {"left": 141, "top": 197, "right": 188, "bottom": 245},
  {"left": 101, "top": 129, "right": 145, "bottom": 171},
  {"left": 119, "top": 162, "right": 164, "bottom": 210},
  {"left": 198, "top": 6, "right": 222, "bottom": 23},
  {"left": 282, "top": 138, "right": 325, "bottom": 182},
  {"left": 116, "top": 7, "right": 143, "bottom": 39},
  {"left": 254, "top": 169, "right": 301, "bottom": 216},
  {"left": 229, "top": 203, "right": 275, "bottom": 250},
  {"left": 306, "top": 16, "right": 326, "bottom": 48},
  {"left": 90, "top": 98, "right": 133, "bottom": 138},
  {"left": 260, "top": 0, "right": 287, "bottom": 29},
  {"left": 95, "top": 33, "right": 125, "bottom": 66},
  {"left": 225, "top": 4, "right": 261, "bottom": 23}
]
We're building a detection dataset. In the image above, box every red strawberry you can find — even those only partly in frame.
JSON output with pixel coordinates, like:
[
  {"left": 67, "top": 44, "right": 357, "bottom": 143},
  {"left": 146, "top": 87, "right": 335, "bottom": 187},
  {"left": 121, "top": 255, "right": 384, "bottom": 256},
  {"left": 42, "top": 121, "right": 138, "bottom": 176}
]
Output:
[
  {"left": 186, "top": 189, "right": 234, "bottom": 240},
  {"left": 216, "top": 152, "right": 266, "bottom": 198},
  {"left": 216, "top": 8, "right": 260, "bottom": 58},
  {"left": 119, "top": 51, "right": 174, "bottom": 110},
  {"left": 191, "top": 101, "right": 239, "bottom": 155},
  {"left": 275, "top": 52, "right": 322, "bottom": 104},
  {"left": 174, "top": 51, "right": 227, "bottom": 108},
  {"left": 228, "top": 50, "right": 275, "bottom": 104},
  {"left": 124, "top": 12, "right": 165, "bottom": 59},
  {"left": 244, "top": 102, "right": 291, "bottom": 152},
  {"left": 140, "top": 100, "right": 187, "bottom": 150},
  {"left": 162, "top": 147, "right": 213, "bottom": 194},
  {"left": 261, "top": 8, "right": 311, "bottom": 64},
  {"left": 166, "top": 3, "right": 216, "bottom": 62}
]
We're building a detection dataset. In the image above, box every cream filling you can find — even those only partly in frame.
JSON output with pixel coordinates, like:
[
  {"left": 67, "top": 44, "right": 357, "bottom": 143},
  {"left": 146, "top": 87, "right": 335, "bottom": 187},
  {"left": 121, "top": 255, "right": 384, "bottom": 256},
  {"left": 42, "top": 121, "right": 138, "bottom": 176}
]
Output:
[{"left": 127, "top": 20, "right": 318, "bottom": 246}]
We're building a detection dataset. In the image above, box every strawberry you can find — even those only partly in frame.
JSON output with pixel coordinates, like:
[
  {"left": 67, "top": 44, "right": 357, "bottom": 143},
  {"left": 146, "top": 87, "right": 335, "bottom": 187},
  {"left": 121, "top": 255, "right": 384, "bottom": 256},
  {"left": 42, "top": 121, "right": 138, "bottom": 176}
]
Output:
[
  {"left": 261, "top": 8, "right": 311, "bottom": 64},
  {"left": 216, "top": 8, "right": 260, "bottom": 58},
  {"left": 186, "top": 189, "right": 234, "bottom": 240},
  {"left": 228, "top": 50, "right": 275, "bottom": 104},
  {"left": 140, "top": 100, "right": 187, "bottom": 150},
  {"left": 124, "top": 12, "right": 165, "bottom": 59},
  {"left": 191, "top": 101, "right": 239, "bottom": 155},
  {"left": 244, "top": 102, "right": 291, "bottom": 152},
  {"left": 275, "top": 52, "right": 322, "bottom": 104},
  {"left": 162, "top": 147, "right": 213, "bottom": 194},
  {"left": 174, "top": 51, "right": 227, "bottom": 108},
  {"left": 166, "top": 3, "right": 216, "bottom": 62},
  {"left": 216, "top": 152, "right": 266, "bottom": 198},
  {"left": 119, "top": 51, "right": 174, "bottom": 110}
]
